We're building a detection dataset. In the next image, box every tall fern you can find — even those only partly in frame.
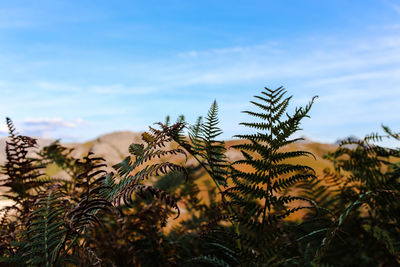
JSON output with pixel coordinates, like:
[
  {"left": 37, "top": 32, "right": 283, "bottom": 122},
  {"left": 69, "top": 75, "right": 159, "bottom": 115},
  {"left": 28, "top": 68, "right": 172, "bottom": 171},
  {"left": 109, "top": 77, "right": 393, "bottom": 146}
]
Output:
[
  {"left": 224, "top": 86, "right": 317, "bottom": 264},
  {"left": 160, "top": 101, "right": 229, "bottom": 188},
  {"left": 159, "top": 102, "right": 236, "bottom": 220}
]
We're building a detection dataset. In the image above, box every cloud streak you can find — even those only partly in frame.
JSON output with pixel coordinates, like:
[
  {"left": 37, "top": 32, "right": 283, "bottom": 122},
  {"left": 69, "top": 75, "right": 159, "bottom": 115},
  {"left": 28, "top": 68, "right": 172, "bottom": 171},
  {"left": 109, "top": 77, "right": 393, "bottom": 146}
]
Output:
[
  {"left": 2, "top": 32, "right": 400, "bottom": 142},
  {"left": 23, "top": 118, "right": 83, "bottom": 128},
  {"left": 20, "top": 118, "right": 84, "bottom": 139},
  {"left": 1, "top": 1, "right": 400, "bottom": 144}
]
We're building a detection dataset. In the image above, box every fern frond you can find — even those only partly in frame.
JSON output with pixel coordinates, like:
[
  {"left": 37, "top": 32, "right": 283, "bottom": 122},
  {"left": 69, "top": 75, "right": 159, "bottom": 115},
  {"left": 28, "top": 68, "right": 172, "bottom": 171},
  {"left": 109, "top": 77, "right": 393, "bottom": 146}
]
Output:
[
  {"left": 1, "top": 118, "right": 47, "bottom": 211},
  {"left": 115, "top": 184, "right": 180, "bottom": 218},
  {"left": 226, "top": 87, "right": 318, "bottom": 262},
  {"left": 8, "top": 184, "right": 69, "bottom": 266},
  {"left": 105, "top": 126, "right": 187, "bottom": 220},
  {"left": 66, "top": 153, "right": 114, "bottom": 232}
]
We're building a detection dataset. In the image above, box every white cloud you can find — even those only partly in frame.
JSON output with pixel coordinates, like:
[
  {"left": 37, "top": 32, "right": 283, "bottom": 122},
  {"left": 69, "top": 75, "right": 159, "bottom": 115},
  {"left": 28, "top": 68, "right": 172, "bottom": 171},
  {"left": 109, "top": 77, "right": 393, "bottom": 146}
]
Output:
[
  {"left": 170, "top": 34, "right": 400, "bottom": 143},
  {"left": 307, "top": 69, "right": 400, "bottom": 87},
  {"left": 23, "top": 118, "right": 83, "bottom": 129},
  {"left": 1, "top": 29, "right": 400, "bottom": 143},
  {"left": 177, "top": 43, "right": 282, "bottom": 59},
  {"left": 20, "top": 118, "right": 85, "bottom": 138},
  {"left": 35, "top": 81, "right": 81, "bottom": 92},
  {"left": 89, "top": 84, "right": 159, "bottom": 95},
  {"left": 132, "top": 34, "right": 400, "bottom": 93},
  {"left": 0, "top": 123, "right": 8, "bottom": 133}
]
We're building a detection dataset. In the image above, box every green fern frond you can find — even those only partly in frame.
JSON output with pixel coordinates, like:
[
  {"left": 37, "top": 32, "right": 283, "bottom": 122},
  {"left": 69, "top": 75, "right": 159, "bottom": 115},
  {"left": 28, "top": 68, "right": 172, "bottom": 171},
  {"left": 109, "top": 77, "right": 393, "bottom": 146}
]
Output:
[
  {"left": 9, "top": 185, "right": 69, "bottom": 266},
  {"left": 226, "top": 86, "right": 318, "bottom": 262}
]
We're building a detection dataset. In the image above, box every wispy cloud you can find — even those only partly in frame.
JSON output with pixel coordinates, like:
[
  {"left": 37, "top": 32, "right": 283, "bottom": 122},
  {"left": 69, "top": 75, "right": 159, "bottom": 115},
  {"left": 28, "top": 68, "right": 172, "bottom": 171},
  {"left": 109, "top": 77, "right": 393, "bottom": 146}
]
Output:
[
  {"left": 308, "top": 69, "right": 400, "bottom": 87},
  {"left": 34, "top": 82, "right": 157, "bottom": 95},
  {"left": 0, "top": 2, "right": 108, "bottom": 31},
  {"left": 89, "top": 84, "right": 160, "bottom": 95},
  {"left": 2, "top": 32, "right": 400, "bottom": 142},
  {"left": 21, "top": 118, "right": 84, "bottom": 139},
  {"left": 384, "top": 0, "right": 400, "bottom": 14},
  {"left": 0, "top": 118, "right": 84, "bottom": 138},
  {"left": 0, "top": 7, "right": 35, "bottom": 29},
  {"left": 170, "top": 34, "right": 400, "bottom": 141},
  {"left": 34, "top": 81, "right": 81, "bottom": 92},
  {"left": 177, "top": 43, "right": 282, "bottom": 59},
  {"left": 23, "top": 118, "right": 83, "bottom": 128},
  {"left": 1, "top": 0, "right": 400, "bottom": 144}
]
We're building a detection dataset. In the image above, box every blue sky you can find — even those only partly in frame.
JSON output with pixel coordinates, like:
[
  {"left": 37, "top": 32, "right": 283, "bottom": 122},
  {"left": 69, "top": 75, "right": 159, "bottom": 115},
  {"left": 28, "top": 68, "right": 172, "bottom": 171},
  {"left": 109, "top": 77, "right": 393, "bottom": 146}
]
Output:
[{"left": 1, "top": 0, "right": 400, "bottom": 144}]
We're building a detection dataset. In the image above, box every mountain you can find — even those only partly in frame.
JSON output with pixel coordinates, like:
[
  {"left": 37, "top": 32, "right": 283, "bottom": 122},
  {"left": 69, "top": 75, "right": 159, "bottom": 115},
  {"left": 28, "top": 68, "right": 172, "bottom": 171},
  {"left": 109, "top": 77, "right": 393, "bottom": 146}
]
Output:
[
  {"left": 0, "top": 131, "right": 338, "bottom": 214},
  {"left": 0, "top": 131, "right": 337, "bottom": 174},
  {"left": 0, "top": 137, "right": 54, "bottom": 164}
]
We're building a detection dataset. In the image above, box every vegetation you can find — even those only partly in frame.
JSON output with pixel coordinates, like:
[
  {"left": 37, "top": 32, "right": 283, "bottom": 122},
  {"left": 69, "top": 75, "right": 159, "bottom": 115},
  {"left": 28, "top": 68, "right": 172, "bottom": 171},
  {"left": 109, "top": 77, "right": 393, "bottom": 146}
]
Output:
[{"left": 0, "top": 86, "right": 399, "bottom": 266}]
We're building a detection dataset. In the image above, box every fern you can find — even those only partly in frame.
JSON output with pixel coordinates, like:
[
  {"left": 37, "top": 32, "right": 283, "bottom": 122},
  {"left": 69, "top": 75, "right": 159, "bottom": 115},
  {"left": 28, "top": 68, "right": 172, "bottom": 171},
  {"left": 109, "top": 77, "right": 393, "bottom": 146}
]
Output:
[
  {"left": 36, "top": 140, "right": 80, "bottom": 179},
  {"left": 105, "top": 126, "right": 187, "bottom": 218},
  {"left": 66, "top": 153, "right": 114, "bottom": 232},
  {"left": 159, "top": 102, "right": 232, "bottom": 218},
  {"left": 0, "top": 118, "right": 47, "bottom": 211},
  {"left": 311, "top": 125, "right": 400, "bottom": 265},
  {"left": 223, "top": 86, "right": 317, "bottom": 263},
  {"left": 192, "top": 101, "right": 229, "bottom": 187},
  {"left": 1, "top": 86, "right": 399, "bottom": 266},
  {"left": 3, "top": 185, "right": 70, "bottom": 266}
]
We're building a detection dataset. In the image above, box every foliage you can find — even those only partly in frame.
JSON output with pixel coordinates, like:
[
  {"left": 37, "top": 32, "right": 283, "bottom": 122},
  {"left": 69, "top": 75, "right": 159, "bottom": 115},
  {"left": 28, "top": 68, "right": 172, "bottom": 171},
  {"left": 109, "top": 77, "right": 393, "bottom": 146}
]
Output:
[
  {"left": 309, "top": 126, "right": 400, "bottom": 266},
  {"left": 223, "top": 87, "right": 318, "bottom": 265},
  {"left": 0, "top": 86, "right": 399, "bottom": 266},
  {"left": 0, "top": 118, "right": 47, "bottom": 212}
]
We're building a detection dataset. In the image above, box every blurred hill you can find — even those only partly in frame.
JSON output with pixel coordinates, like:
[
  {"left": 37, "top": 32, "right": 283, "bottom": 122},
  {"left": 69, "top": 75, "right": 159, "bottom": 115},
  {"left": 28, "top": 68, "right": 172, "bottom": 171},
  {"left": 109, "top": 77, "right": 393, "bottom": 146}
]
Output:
[
  {"left": 0, "top": 131, "right": 143, "bottom": 166},
  {"left": 0, "top": 131, "right": 338, "bottom": 216},
  {"left": 0, "top": 131, "right": 337, "bottom": 173}
]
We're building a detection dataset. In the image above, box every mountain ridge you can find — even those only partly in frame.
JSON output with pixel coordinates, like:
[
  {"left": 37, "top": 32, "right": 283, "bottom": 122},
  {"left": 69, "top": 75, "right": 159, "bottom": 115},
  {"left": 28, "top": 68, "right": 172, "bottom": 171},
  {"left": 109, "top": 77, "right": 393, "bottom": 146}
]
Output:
[{"left": 0, "top": 130, "right": 338, "bottom": 177}]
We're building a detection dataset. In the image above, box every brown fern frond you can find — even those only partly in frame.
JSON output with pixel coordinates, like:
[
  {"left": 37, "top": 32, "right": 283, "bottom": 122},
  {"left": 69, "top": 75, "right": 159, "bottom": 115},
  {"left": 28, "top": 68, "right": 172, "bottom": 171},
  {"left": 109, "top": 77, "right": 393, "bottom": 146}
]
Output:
[
  {"left": 1, "top": 118, "right": 46, "bottom": 210},
  {"left": 66, "top": 153, "right": 114, "bottom": 232}
]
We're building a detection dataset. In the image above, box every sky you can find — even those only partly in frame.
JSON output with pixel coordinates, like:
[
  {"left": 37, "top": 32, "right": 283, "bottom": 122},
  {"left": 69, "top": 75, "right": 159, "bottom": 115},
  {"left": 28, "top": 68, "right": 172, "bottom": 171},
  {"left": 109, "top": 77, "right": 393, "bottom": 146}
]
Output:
[{"left": 0, "top": 0, "right": 400, "bottom": 145}]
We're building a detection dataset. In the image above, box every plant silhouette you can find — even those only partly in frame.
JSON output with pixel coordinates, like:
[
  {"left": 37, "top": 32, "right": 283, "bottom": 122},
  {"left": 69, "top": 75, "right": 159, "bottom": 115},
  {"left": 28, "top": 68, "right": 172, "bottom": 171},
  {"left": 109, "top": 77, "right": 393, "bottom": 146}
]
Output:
[{"left": 0, "top": 87, "right": 398, "bottom": 266}]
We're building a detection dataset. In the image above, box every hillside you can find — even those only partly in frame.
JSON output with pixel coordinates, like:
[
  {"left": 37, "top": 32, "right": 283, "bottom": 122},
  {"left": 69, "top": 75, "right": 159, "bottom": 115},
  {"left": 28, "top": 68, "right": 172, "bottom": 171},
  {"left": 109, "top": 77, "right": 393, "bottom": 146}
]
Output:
[
  {"left": 1, "top": 131, "right": 337, "bottom": 176},
  {"left": 0, "top": 131, "right": 337, "bottom": 215}
]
